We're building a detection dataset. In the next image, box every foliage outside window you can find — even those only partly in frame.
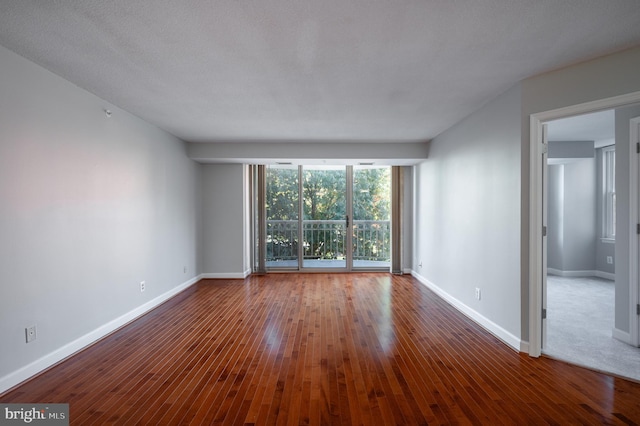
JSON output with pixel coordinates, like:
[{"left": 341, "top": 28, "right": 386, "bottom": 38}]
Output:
[
  {"left": 352, "top": 167, "right": 391, "bottom": 262},
  {"left": 266, "top": 165, "right": 299, "bottom": 262},
  {"left": 265, "top": 165, "right": 391, "bottom": 264}
]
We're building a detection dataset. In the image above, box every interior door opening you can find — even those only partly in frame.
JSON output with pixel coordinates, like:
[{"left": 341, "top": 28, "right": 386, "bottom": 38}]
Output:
[{"left": 533, "top": 105, "right": 640, "bottom": 382}]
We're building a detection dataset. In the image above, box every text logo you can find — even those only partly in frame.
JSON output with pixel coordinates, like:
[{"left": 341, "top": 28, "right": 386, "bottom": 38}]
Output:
[{"left": 0, "top": 404, "right": 68, "bottom": 425}]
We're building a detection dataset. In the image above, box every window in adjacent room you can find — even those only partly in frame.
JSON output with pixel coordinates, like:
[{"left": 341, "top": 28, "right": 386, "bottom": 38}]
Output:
[{"left": 602, "top": 145, "right": 615, "bottom": 240}]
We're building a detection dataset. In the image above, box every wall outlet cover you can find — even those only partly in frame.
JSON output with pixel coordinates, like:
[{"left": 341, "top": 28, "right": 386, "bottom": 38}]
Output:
[{"left": 26, "top": 326, "right": 36, "bottom": 343}]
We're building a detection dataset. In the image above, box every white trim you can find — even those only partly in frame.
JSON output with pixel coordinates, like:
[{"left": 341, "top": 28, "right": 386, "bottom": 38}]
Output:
[
  {"left": 411, "top": 271, "right": 523, "bottom": 352},
  {"left": 546, "top": 268, "right": 562, "bottom": 276},
  {"left": 530, "top": 91, "right": 640, "bottom": 123},
  {"left": 613, "top": 327, "right": 631, "bottom": 344},
  {"left": 631, "top": 116, "right": 640, "bottom": 347},
  {"left": 595, "top": 271, "right": 616, "bottom": 281},
  {"left": 201, "top": 270, "right": 251, "bottom": 279},
  {"left": 403, "top": 268, "right": 413, "bottom": 275},
  {"left": 546, "top": 269, "right": 614, "bottom": 280},
  {"left": 0, "top": 275, "right": 202, "bottom": 394},
  {"left": 546, "top": 268, "right": 595, "bottom": 277},
  {"left": 529, "top": 90, "right": 640, "bottom": 359},
  {"left": 529, "top": 115, "right": 545, "bottom": 357}
]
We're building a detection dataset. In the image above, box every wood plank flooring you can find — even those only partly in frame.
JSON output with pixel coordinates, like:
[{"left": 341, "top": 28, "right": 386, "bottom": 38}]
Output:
[{"left": 2, "top": 273, "right": 639, "bottom": 425}]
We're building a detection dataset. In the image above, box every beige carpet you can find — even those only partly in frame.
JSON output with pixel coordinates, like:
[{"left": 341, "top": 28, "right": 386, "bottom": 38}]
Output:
[{"left": 544, "top": 275, "right": 640, "bottom": 382}]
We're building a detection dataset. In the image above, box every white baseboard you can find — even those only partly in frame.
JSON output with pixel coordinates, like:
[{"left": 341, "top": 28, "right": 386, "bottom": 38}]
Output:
[
  {"left": 547, "top": 268, "right": 614, "bottom": 281},
  {"left": 411, "top": 270, "right": 523, "bottom": 352},
  {"left": 403, "top": 268, "right": 413, "bottom": 275},
  {"left": 613, "top": 327, "right": 631, "bottom": 344},
  {"left": 547, "top": 268, "right": 597, "bottom": 278},
  {"left": 595, "top": 271, "right": 615, "bottom": 281},
  {"left": 0, "top": 275, "right": 202, "bottom": 395},
  {"left": 201, "top": 269, "right": 251, "bottom": 279}
]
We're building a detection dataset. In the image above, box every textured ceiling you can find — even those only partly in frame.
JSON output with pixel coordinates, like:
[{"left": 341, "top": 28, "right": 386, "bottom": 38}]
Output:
[
  {"left": 547, "top": 110, "right": 615, "bottom": 145},
  {"left": 0, "top": 1, "right": 639, "bottom": 143}
]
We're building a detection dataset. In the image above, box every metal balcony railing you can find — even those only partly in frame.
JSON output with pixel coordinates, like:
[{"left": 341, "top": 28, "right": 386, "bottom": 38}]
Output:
[
  {"left": 266, "top": 219, "right": 390, "bottom": 263},
  {"left": 352, "top": 220, "right": 391, "bottom": 262}
]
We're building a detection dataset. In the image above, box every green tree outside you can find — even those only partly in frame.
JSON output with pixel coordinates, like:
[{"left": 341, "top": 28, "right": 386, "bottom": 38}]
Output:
[{"left": 266, "top": 166, "right": 390, "bottom": 263}]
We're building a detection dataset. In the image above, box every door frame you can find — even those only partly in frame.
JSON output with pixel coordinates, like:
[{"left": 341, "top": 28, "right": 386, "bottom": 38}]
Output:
[
  {"left": 528, "top": 90, "right": 640, "bottom": 357},
  {"left": 631, "top": 116, "right": 640, "bottom": 347},
  {"left": 299, "top": 164, "right": 351, "bottom": 272},
  {"left": 541, "top": 124, "right": 548, "bottom": 350},
  {"left": 262, "top": 164, "right": 393, "bottom": 273}
]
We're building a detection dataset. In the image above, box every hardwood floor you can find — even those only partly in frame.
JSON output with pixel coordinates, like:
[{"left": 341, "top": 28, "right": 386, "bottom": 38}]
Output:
[{"left": 2, "top": 273, "right": 639, "bottom": 425}]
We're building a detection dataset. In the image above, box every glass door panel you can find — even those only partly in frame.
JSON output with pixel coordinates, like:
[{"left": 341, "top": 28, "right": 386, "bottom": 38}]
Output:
[
  {"left": 266, "top": 165, "right": 299, "bottom": 269},
  {"left": 353, "top": 166, "right": 391, "bottom": 269},
  {"left": 262, "top": 164, "right": 392, "bottom": 271},
  {"left": 302, "top": 166, "right": 348, "bottom": 269}
]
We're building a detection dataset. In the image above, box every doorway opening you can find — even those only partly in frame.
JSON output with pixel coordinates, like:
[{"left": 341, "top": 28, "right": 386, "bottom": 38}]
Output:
[
  {"left": 529, "top": 92, "right": 640, "bottom": 382},
  {"left": 543, "top": 111, "right": 639, "bottom": 380}
]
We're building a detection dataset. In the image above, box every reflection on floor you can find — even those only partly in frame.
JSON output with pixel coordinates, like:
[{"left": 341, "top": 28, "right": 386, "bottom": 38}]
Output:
[{"left": 545, "top": 275, "right": 640, "bottom": 382}]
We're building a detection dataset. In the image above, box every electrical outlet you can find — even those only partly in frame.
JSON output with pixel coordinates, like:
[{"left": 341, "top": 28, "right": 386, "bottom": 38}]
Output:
[
  {"left": 140, "top": 281, "right": 146, "bottom": 292},
  {"left": 475, "top": 288, "right": 481, "bottom": 301},
  {"left": 25, "top": 325, "right": 36, "bottom": 343},
  {"left": 607, "top": 256, "right": 613, "bottom": 264}
]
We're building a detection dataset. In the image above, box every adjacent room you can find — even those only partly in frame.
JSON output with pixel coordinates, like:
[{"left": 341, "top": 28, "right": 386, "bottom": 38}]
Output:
[
  {"left": 1, "top": 1, "right": 640, "bottom": 423},
  {"left": 545, "top": 109, "right": 640, "bottom": 381}
]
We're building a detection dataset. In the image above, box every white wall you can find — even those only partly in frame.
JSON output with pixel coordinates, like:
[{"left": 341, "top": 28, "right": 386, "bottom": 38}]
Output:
[
  {"left": 0, "top": 45, "right": 201, "bottom": 392},
  {"left": 189, "top": 141, "right": 428, "bottom": 165},
  {"left": 201, "top": 164, "right": 250, "bottom": 277},
  {"left": 547, "top": 159, "right": 597, "bottom": 273},
  {"left": 563, "top": 159, "right": 597, "bottom": 271},
  {"left": 413, "top": 84, "right": 522, "bottom": 348},
  {"left": 547, "top": 164, "right": 565, "bottom": 271}
]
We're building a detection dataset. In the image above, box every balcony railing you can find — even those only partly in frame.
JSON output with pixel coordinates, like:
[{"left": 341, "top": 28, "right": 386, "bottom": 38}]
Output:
[
  {"left": 266, "top": 219, "right": 390, "bottom": 264},
  {"left": 266, "top": 220, "right": 299, "bottom": 262},
  {"left": 352, "top": 220, "right": 391, "bottom": 262}
]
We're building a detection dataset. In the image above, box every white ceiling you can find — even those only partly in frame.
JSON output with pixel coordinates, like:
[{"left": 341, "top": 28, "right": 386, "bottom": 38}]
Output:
[
  {"left": 0, "top": 1, "right": 639, "bottom": 144},
  {"left": 547, "top": 109, "right": 616, "bottom": 147}
]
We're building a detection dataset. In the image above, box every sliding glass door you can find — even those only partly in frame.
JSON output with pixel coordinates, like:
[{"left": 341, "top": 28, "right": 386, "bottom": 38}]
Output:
[
  {"left": 265, "top": 164, "right": 299, "bottom": 269},
  {"left": 264, "top": 165, "right": 391, "bottom": 271},
  {"left": 352, "top": 166, "right": 391, "bottom": 269},
  {"left": 302, "top": 166, "right": 349, "bottom": 270}
]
